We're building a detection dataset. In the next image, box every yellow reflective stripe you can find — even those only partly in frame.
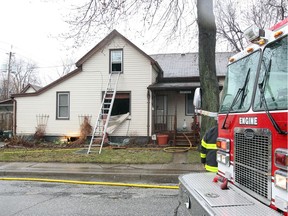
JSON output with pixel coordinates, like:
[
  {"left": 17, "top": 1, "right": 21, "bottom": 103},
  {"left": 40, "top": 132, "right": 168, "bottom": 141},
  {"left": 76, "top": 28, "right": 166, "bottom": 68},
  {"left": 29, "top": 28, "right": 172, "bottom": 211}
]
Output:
[
  {"left": 202, "top": 140, "right": 217, "bottom": 150},
  {"left": 206, "top": 144, "right": 217, "bottom": 150},
  {"left": 200, "top": 153, "right": 206, "bottom": 158},
  {"left": 205, "top": 164, "right": 218, "bottom": 173}
]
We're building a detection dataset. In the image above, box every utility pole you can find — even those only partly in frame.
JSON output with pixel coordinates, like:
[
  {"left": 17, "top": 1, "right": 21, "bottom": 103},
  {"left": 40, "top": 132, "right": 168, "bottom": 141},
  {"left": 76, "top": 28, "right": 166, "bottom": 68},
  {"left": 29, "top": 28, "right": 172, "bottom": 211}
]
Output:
[{"left": 6, "top": 49, "right": 14, "bottom": 99}]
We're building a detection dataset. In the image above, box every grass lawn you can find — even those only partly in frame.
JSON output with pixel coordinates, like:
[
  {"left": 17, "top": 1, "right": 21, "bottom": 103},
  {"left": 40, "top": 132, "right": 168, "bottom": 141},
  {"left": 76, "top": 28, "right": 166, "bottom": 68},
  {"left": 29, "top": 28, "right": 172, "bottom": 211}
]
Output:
[{"left": 0, "top": 147, "right": 201, "bottom": 164}]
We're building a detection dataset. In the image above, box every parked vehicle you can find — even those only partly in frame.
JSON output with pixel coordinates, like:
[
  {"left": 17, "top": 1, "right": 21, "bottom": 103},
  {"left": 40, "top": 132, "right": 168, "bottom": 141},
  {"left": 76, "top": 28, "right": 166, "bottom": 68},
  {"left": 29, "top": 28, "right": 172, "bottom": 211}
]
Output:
[{"left": 179, "top": 18, "right": 288, "bottom": 215}]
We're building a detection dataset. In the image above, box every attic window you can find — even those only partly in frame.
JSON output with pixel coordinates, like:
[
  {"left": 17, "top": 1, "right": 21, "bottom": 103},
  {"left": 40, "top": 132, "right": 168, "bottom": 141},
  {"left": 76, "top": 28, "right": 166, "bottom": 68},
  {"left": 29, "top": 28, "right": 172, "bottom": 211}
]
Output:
[{"left": 110, "top": 49, "right": 123, "bottom": 73}]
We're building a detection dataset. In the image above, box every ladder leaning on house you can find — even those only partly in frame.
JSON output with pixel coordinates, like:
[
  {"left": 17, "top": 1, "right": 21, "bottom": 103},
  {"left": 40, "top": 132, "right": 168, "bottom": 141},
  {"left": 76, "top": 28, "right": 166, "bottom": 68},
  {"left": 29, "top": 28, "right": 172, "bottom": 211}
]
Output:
[{"left": 87, "top": 71, "right": 121, "bottom": 154}]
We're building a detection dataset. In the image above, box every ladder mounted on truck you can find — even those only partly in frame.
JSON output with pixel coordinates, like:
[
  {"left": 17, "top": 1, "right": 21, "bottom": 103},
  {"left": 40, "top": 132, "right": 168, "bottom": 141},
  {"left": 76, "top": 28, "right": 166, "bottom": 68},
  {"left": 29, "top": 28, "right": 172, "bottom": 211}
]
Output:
[{"left": 87, "top": 71, "right": 121, "bottom": 154}]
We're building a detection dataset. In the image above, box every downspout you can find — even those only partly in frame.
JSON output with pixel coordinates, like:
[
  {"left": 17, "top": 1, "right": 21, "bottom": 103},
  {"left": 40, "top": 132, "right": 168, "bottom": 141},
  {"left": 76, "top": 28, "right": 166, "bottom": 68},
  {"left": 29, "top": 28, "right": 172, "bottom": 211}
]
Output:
[
  {"left": 12, "top": 97, "right": 16, "bottom": 136},
  {"left": 147, "top": 90, "right": 150, "bottom": 141}
]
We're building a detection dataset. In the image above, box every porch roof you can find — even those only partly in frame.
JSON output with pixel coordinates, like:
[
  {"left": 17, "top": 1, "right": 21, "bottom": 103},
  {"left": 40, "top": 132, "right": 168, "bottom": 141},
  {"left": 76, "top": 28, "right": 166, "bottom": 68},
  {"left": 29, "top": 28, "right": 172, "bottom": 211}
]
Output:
[{"left": 147, "top": 82, "right": 200, "bottom": 91}]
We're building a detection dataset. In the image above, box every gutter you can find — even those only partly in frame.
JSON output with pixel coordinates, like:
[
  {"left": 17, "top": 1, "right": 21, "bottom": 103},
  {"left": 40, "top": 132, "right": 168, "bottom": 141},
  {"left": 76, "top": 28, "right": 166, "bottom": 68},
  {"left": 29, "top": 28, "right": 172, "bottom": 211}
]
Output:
[{"left": 12, "top": 98, "right": 16, "bottom": 136}]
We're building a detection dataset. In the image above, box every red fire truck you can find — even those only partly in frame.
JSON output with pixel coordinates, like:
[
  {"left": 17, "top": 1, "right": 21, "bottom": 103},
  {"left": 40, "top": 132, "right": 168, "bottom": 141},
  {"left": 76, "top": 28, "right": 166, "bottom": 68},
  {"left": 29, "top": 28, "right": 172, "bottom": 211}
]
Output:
[{"left": 179, "top": 18, "right": 288, "bottom": 215}]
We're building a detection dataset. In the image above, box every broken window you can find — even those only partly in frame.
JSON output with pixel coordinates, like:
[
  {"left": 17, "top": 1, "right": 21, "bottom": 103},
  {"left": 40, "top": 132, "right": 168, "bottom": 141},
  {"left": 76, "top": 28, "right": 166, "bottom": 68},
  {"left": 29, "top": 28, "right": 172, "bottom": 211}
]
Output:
[{"left": 103, "top": 92, "right": 130, "bottom": 116}]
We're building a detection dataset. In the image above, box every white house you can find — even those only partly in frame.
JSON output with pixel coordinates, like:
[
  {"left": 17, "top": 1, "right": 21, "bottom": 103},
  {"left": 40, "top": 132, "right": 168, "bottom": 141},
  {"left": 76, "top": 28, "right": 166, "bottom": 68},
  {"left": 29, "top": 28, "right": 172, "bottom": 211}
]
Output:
[{"left": 11, "top": 30, "right": 232, "bottom": 145}]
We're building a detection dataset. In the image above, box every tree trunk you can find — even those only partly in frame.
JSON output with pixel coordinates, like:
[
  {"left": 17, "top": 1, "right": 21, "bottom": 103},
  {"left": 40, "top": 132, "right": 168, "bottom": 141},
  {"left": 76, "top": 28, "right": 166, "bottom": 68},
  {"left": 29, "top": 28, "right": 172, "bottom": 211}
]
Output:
[{"left": 197, "top": 0, "right": 219, "bottom": 137}]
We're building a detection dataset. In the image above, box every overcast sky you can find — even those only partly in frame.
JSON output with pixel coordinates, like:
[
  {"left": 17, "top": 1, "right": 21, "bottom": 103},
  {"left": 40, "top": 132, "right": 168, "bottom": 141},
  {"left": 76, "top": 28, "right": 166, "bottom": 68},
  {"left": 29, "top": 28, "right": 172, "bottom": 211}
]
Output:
[{"left": 0, "top": 0, "right": 199, "bottom": 85}]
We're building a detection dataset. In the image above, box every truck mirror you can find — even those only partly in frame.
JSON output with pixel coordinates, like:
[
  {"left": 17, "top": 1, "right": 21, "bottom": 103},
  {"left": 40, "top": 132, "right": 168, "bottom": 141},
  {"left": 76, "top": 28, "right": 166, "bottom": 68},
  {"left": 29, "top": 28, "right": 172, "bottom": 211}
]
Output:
[{"left": 193, "top": 88, "right": 201, "bottom": 109}]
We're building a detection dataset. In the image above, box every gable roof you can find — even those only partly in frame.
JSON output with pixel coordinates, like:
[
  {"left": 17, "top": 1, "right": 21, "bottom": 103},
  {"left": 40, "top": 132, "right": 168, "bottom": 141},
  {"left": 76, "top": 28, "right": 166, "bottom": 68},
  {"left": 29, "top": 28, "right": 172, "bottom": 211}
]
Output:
[
  {"left": 21, "top": 84, "right": 42, "bottom": 93},
  {"left": 150, "top": 52, "right": 234, "bottom": 78},
  {"left": 12, "top": 30, "right": 163, "bottom": 98},
  {"left": 76, "top": 29, "right": 163, "bottom": 73}
]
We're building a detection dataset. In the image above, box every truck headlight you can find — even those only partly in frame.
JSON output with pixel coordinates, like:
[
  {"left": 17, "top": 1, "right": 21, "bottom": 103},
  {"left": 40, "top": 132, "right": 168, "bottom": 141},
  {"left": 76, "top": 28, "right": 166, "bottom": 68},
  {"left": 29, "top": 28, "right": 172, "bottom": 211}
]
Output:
[
  {"left": 217, "top": 151, "right": 229, "bottom": 165},
  {"left": 275, "top": 170, "right": 288, "bottom": 191}
]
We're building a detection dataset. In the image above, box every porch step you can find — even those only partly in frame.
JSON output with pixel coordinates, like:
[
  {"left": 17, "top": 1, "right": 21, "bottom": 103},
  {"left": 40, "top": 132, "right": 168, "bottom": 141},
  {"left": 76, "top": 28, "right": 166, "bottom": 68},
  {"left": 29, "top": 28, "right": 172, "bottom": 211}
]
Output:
[{"left": 175, "top": 132, "right": 200, "bottom": 147}]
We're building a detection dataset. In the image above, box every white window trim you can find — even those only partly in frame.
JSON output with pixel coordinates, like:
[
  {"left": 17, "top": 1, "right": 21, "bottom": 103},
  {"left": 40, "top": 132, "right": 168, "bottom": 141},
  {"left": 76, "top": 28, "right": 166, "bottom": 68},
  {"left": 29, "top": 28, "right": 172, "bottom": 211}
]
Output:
[
  {"left": 56, "top": 92, "right": 70, "bottom": 120},
  {"left": 110, "top": 49, "right": 123, "bottom": 73}
]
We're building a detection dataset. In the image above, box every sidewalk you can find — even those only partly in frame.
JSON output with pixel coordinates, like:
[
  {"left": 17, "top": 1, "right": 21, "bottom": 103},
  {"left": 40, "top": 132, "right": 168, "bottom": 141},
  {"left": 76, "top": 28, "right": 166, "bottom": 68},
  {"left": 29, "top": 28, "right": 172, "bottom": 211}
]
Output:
[{"left": 0, "top": 153, "right": 204, "bottom": 184}]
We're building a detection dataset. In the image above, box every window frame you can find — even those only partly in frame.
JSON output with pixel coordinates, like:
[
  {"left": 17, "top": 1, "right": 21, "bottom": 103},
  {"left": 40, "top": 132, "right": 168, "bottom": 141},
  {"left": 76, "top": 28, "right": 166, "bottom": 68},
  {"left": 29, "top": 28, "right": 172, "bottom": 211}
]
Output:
[
  {"left": 110, "top": 49, "right": 123, "bottom": 73},
  {"left": 56, "top": 91, "right": 70, "bottom": 120},
  {"left": 102, "top": 91, "right": 131, "bottom": 116},
  {"left": 185, "top": 92, "right": 194, "bottom": 116}
]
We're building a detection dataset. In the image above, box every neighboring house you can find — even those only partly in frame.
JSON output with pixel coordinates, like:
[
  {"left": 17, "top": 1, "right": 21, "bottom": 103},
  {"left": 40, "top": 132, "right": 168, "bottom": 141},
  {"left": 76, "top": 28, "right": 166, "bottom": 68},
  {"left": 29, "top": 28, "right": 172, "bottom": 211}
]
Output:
[
  {"left": 0, "top": 84, "right": 42, "bottom": 134},
  {"left": 12, "top": 30, "right": 232, "bottom": 145},
  {"left": 0, "top": 99, "right": 13, "bottom": 132},
  {"left": 21, "top": 84, "right": 42, "bottom": 94}
]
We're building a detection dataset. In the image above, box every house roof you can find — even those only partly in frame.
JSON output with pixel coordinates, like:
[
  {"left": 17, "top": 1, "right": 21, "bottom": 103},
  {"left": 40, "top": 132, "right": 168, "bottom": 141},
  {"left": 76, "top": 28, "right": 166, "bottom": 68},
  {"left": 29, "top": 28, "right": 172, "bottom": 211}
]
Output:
[
  {"left": 76, "top": 29, "right": 163, "bottom": 73},
  {"left": 12, "top": 30, "right": 164, "bottom": 99},
  {"left": 150, "top": 52, "right": 233, "bottom": 78},
  {"left": 11, "top": 67, "right": 82, "bottom": 98},
  {"left": 21, "top": 84, "right": 42, "bottom": 93},
  {"left": 0, "top": 99, "right": 13, "bottom": 106},
  {"left": 0, "top": 99, "right": 13, "bottom": 112}
]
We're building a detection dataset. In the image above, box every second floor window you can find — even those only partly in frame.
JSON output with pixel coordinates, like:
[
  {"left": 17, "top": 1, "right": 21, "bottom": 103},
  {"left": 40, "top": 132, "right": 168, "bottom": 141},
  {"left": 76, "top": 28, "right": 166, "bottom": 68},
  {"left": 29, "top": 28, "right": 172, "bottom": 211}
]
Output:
[{"left": 110, "top": 49, "right": 123, "bottom": 73}]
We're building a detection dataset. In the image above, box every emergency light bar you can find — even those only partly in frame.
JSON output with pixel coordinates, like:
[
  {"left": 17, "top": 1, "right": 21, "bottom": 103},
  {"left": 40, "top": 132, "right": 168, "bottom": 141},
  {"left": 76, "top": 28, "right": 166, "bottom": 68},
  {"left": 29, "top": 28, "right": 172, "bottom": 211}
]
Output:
[{"left": 243, "top": 25, "right": 265, "bottom": 42}]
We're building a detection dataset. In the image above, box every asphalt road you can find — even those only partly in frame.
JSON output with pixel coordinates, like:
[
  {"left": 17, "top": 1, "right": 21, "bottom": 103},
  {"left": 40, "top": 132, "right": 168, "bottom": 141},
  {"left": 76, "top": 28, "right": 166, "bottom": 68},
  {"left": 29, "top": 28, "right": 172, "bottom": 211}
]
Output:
[{"left": 0, "top": 180, "right": 188, "bottom": 216}]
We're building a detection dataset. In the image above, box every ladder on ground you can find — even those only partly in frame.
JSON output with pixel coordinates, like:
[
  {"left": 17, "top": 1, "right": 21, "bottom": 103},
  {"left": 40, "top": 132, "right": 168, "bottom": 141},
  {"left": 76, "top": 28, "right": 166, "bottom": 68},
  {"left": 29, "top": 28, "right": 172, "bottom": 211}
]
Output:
[{"left": 87, "top": 72, "right": 121, "bottom": 154}]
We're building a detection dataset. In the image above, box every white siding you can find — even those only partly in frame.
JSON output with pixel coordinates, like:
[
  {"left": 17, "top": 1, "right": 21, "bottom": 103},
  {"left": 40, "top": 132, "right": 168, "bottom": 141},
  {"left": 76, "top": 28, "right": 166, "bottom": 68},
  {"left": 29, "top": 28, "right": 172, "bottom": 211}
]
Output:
[{"left": 16, "top": 36, "right": 154, "bottom": 137}]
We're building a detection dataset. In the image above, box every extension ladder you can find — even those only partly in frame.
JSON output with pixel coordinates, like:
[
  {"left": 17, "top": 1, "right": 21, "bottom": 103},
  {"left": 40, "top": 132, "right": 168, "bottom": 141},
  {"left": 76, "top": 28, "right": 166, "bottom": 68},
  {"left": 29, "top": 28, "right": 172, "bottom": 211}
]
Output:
[{"left": 87, "top": 71, "right": 121, "bottom": 154}]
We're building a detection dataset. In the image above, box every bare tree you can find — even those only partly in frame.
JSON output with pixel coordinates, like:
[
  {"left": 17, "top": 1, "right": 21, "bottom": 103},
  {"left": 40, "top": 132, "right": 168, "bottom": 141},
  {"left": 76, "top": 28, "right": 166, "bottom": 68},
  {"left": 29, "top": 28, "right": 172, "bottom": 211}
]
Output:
[
  {"left": 0, "top": 57, "right": 40, "bottom": 100},
  {"left": 64, "top": 0, "right": 197, "bottom": 48},
  {"left": 266, "top": 0, "right": 287, "bottom": 22},
  {"left": 215, "top": 0, "right": 288, "bottom": 52},
  {"left": 215, "top": 0, "right": 245, "bottom": 52},
  {"left": 56, "top": 57, "right": 76, "bottom": 78},
  {"left": 0, "top": 73, "right": 7, "bottom": 100}
]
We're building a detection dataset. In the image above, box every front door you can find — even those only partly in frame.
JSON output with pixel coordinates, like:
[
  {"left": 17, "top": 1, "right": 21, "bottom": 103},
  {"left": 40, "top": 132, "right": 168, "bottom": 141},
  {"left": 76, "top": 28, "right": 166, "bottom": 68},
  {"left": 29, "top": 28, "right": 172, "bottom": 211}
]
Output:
[{"left": 155, "top": 95, "right": 167, "bottom": 131}]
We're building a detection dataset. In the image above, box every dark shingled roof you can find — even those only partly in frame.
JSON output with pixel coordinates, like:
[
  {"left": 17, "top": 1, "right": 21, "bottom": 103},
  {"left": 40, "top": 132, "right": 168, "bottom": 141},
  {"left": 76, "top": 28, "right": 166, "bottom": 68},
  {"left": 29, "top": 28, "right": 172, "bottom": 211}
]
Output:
[{"left": 150, "top": 52, "right": 233, "bottom": 78}]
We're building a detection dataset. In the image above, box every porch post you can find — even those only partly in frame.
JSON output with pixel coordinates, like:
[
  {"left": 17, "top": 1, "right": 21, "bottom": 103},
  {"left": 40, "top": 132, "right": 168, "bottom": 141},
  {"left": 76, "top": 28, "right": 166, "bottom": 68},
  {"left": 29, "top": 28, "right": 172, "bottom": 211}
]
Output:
[
  {"left": 147, "top": 90, "right": 150, "bottom": 139},
  {"left": 174, "top": 95, "right": 177, "bottom": 132},
  {"left": 173, "top": 94, "right": 177, "bottom": 145}
]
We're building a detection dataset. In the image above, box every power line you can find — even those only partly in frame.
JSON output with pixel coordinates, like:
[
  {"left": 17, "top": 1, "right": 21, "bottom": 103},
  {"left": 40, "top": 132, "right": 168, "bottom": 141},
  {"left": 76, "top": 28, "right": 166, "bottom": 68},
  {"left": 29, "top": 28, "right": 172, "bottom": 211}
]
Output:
[{"left": 33, "top": 64, "right": 75, "bottom": 69}]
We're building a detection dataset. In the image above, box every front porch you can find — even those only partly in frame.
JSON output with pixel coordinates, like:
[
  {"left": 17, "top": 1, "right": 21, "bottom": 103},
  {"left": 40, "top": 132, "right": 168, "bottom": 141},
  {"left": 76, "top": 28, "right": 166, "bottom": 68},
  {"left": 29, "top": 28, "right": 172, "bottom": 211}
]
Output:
[
  {"left": 148, "top": 80, "right": 201, "bottom": 146},
  {"left": 153, "top": 113, "right": 200, "bottom": 147}
]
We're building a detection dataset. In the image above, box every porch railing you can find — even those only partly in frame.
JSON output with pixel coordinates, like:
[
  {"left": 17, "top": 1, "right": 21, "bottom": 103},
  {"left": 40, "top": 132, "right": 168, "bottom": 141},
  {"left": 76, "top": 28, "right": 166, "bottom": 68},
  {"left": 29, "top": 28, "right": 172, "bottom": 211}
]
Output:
[{"left": 153, "top": 114, "right": 176, "bottom": 133}]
